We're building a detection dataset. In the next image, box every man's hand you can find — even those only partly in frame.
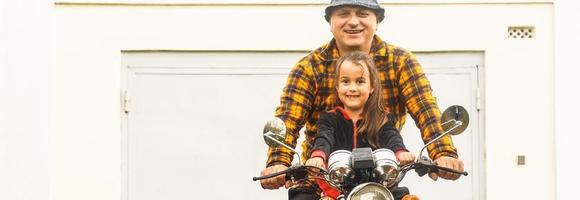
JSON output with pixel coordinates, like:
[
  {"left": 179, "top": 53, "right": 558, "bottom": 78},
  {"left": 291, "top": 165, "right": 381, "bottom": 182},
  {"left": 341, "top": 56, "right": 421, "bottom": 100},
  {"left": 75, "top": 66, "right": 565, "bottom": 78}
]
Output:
[
  {"left": 260, "top": 165, "right": 293, "bottom": 189},
  {"left": 428, "top": 156, "right": 464, "bottom": 181}
]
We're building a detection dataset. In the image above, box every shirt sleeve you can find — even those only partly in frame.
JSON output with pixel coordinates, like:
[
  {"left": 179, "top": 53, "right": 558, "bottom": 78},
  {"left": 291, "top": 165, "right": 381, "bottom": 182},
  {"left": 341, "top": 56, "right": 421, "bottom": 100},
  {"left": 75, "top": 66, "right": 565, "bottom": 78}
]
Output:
[
  {"left": 311, "top": 112, "right": 337, "bottom": 160},
  {"left": 397, "top": 52, "right": 458, "bottom": 160},
  {"left": 379, "top": 119, "right": 407, "bottom": 153},
  {"left": 267, "top": 60, "right": 317, "bottom": 167}
]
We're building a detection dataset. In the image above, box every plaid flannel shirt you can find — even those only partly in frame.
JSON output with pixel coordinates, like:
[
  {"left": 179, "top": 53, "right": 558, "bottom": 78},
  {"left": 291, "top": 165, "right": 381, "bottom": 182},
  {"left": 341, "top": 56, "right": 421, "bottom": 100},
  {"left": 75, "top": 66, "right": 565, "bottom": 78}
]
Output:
[{"left": 267, "top": 35, "right": 458, "bottom": 167}]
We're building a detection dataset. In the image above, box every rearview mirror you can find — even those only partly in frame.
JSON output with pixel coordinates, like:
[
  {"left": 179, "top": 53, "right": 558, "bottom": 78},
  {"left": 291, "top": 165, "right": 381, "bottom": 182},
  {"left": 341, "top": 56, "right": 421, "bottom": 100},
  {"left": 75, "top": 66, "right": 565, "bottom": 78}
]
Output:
[
  {"left": 441, "top": 105, "right": 470, "bottom": 136},
  {"left": 262, "top": 118, "right": 287, "bottom": 148},
  {"left": 261, "top": 118, "right": 301, "bottom": 164}
]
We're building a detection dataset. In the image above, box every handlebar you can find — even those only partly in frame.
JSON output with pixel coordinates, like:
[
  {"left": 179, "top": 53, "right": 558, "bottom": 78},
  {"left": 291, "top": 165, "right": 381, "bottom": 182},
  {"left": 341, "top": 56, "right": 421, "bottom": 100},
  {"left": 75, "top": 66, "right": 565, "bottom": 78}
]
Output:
[
  {"left": 392, "top": 157, "right": 468, "bottom": 187},
  {"left": 427, "top": 164, "right": 468, "bottom": 176},
  {"left": 252, "top": 165, "right": 327, "bottom": 182},
  {"left": 416, "top": 156, "right": 468, "bottom": 176},
  {"left": 253, "top": 160, "right": 467, "bottom": 191}
]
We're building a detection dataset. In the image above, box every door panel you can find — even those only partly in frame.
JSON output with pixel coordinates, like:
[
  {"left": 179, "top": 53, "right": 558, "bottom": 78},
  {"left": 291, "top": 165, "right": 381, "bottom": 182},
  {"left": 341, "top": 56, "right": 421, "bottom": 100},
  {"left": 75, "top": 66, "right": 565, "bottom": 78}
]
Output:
[
  {"left": 123, "top": 51, "right": 483, "bottom": 200},
  {"left": 399, "top": 67, "right": 480, "bottom": 200},
  {"left": 127, "top": 72, "right": 290, "bottom": 200}
]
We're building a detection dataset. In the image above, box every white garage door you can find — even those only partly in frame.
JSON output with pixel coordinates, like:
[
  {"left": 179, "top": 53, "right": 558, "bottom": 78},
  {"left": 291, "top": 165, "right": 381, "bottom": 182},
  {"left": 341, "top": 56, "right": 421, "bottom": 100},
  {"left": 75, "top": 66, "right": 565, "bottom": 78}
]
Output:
[
  {"left": 121, "top": 51, "right": 483, "bottom": 200},
  {"left": 400, "top": 52, "right": 483, "bottom": 200}
]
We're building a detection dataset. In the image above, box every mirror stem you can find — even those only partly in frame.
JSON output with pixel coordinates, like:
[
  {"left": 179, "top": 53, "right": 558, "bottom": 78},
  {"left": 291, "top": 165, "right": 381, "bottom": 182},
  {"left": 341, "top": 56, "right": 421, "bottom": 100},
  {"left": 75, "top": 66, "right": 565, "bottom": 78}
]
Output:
[
  {"left": 264, "top": 133, "right": 302, "bottom": 165},
  {"left": 417, "top": 121, "right": 463, "bottom": 161}
]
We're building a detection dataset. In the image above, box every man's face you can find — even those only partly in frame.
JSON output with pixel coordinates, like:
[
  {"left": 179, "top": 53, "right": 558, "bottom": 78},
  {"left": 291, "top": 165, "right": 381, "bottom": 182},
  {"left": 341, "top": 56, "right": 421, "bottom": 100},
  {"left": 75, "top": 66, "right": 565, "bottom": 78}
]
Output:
[{"left": 329, "top": 6, "right": 378, "bottom": 51}]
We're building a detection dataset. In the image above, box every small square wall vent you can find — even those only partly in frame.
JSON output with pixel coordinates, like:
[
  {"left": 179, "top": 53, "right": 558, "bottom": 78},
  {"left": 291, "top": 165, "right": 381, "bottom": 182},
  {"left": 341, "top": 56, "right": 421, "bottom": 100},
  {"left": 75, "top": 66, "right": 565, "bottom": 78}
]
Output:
[{"left": 508, "top": 26, "right": 535, "bottom": 39}]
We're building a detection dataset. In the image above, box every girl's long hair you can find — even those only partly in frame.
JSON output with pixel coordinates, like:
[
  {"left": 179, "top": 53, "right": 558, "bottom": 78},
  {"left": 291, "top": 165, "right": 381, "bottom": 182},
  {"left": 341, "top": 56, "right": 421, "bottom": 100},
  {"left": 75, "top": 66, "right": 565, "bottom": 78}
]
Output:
[{"left": 334, "top": 51, "right": 388, "bottom": 149}]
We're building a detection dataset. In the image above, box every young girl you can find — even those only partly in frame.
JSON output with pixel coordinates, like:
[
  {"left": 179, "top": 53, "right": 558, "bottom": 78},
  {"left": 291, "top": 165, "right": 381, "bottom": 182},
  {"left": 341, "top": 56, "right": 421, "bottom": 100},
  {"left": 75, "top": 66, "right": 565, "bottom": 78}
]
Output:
[{"left": 305, "top": 51, "right": 416, "bottom": 199}]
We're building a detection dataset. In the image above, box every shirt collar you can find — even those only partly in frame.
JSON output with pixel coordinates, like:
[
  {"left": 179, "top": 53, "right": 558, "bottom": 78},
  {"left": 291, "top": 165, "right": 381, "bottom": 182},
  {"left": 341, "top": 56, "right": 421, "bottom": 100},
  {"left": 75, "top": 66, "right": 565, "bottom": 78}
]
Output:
[{"left": 332, "top": 106, "right": 363, "bottom": 121}]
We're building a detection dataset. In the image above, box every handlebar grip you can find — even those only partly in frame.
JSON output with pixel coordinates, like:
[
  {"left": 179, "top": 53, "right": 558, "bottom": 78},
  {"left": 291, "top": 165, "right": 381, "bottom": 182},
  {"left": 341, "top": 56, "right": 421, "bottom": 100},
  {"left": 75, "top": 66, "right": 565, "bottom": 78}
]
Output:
[
  {"left": 252, "top": 165, "right": 306, "bottom": 182},
  {"left": 252, "top": 167, "right": 294, "bottom": 181},
  {"left": 414, "top": 161, "right": 468, "bottom": 177},
  {"left": 431, "top": 165, "right": 468, "bottom": 176}
]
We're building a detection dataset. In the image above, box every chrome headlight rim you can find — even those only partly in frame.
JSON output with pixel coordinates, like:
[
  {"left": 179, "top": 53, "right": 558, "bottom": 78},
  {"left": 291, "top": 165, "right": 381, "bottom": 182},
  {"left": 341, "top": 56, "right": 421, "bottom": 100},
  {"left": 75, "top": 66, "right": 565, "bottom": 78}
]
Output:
[
  {"left": 372, "top": 148, "right": 399, "bottom": 187},
  {"left": 328, "top": 150, "right": 353, "bottom": 185},
  {"left": 346, "top": 182, "right": 394, "bottom": 200}
]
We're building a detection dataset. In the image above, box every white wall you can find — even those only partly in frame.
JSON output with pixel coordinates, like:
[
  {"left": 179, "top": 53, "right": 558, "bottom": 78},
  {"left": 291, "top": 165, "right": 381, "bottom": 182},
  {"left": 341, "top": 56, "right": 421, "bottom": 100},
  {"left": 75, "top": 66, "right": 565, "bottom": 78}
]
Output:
[
  {"left": 55, "top": 0, "right": 551, "bottom": 4},
  {"left": 53, "top": 1, "right": 554, "bottom": 200},
  {"left": 554, "top": 1, "right": 580, "bottom": 200},
  {"left": 0, "top": 0, "right": 52, "bottom": 200}
]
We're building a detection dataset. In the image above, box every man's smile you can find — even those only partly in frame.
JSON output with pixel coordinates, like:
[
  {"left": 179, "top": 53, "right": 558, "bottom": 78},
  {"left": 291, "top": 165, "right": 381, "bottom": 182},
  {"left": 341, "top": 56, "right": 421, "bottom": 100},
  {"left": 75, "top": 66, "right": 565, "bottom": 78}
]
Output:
[{"left": 344, "top": 29, "right": 364, "bottom": 34}]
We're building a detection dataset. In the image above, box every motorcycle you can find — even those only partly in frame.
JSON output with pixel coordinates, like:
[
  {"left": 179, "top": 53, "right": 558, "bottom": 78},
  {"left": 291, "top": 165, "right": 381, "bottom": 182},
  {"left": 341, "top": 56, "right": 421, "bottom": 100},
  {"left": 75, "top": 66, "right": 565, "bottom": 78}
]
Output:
[{"left": 254, "top": 105, "right": 470, "bottom": 200}]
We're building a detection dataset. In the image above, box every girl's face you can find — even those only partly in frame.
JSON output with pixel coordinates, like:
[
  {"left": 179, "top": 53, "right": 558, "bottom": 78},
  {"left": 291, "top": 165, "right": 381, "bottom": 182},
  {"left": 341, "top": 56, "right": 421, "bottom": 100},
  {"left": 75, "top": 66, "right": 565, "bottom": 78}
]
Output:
[{"left": 337, "top": 60, "right": 374, "bottom": 114}]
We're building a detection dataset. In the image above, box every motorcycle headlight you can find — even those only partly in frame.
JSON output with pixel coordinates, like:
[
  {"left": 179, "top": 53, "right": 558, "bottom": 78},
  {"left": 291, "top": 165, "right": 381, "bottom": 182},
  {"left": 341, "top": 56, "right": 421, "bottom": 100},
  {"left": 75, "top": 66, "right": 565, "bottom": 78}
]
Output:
[
  {"left": 372, "top": 149, "right": 399, "bottom": 187},
  {"left": 347, "top": 182, "right": 394, "bottom": 200},
  {"left": 328, "top": 150, "right": 354, "bottom": 185}
]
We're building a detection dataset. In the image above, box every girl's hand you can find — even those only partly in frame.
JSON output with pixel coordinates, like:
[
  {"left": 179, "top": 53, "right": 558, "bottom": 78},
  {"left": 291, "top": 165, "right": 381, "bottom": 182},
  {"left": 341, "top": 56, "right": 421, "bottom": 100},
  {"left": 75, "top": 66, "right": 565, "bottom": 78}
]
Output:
[
  {"left": 396, "top": 151, "right": 416, "bottom": 165},
  {"left": 320, "top": 196, "right": 335, "bottom": 200},
  {"left": 305, "top": 157, "right": 325, "bottom": 169}
]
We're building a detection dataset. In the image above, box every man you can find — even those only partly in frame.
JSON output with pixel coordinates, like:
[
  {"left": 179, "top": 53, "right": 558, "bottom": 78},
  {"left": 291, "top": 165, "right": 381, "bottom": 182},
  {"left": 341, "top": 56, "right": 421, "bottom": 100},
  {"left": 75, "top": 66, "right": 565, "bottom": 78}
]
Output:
[{"left": 260, "top": 0, "right": 464, "bottom": 199}]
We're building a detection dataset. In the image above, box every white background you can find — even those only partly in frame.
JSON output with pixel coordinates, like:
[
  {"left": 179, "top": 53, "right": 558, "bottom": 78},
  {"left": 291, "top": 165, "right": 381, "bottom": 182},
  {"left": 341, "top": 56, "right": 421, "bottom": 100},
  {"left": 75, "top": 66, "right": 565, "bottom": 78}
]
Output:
[
  {"left": 0, "top": 1, "right": 51, "bottom": 200},
  {"left": 1, "top": 0, "right": 578, "bottom": 200}
]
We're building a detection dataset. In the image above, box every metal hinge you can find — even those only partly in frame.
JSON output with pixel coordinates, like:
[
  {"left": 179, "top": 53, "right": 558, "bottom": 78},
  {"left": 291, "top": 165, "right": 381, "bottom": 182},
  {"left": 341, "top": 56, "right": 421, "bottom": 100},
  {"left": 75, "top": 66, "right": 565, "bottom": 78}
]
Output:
[{"left": 123, "top": 91, "right": 130, "bottom": 114}]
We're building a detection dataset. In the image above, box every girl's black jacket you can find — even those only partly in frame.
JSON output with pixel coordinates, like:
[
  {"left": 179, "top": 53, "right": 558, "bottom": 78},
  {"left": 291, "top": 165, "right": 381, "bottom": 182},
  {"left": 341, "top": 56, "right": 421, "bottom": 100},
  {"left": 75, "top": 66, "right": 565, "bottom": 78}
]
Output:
[{"left": 311, "top": 107, "right": 407, "bottom": 160}]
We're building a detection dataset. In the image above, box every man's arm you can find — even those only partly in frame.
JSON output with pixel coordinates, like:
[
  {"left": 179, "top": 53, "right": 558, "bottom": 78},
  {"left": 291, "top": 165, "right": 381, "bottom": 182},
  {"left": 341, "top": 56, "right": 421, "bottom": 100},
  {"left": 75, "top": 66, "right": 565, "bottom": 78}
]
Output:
[
  {"left": 267, "top": 61, "right": 317, "bottom": 167},
  {"left": 261, "top": 61, "right": 317, "bottom": 189},
  {"left": 397, "top": 52, "right": 463, "bottom": 180},
  {"left": 396, "top": 52, "right": 458, "bottom": 160}
]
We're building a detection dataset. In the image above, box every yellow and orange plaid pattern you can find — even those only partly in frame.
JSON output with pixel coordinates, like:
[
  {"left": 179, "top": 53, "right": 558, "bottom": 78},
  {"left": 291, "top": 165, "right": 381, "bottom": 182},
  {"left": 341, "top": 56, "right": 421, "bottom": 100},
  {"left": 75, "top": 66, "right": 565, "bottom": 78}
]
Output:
[{"left": 267, "top": 35, "right": 457, "bottom": 167}]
